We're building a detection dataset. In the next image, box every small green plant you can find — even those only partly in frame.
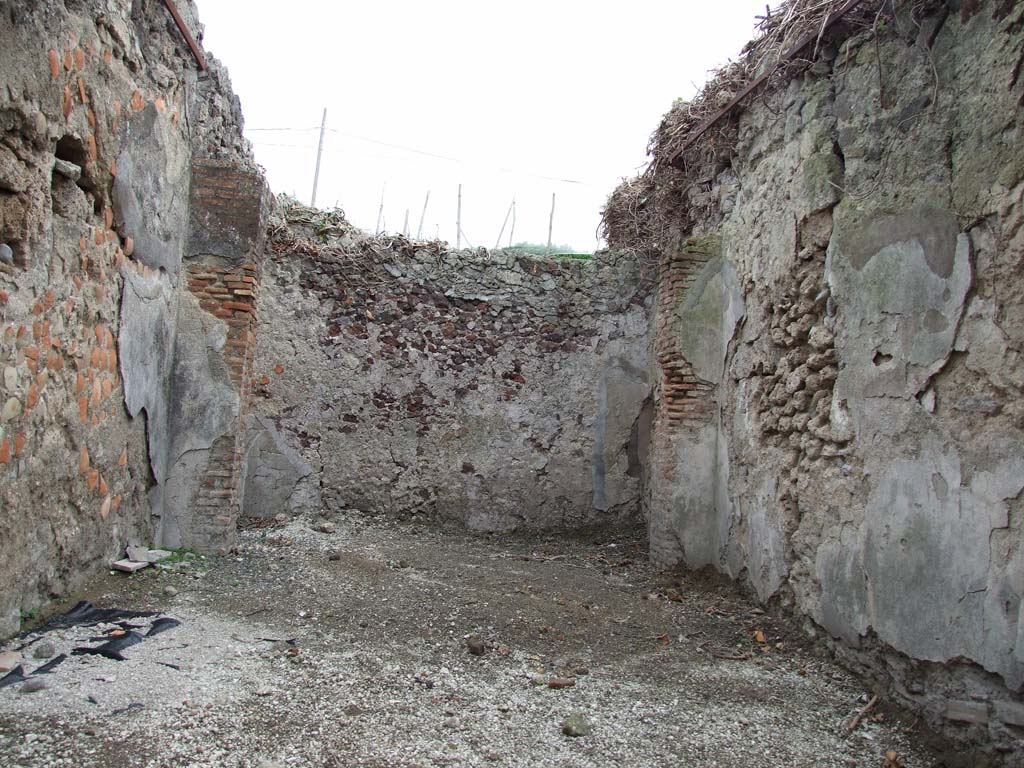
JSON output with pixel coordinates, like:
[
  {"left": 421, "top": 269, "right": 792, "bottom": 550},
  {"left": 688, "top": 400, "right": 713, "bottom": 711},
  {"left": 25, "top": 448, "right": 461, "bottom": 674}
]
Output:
[
  {"left": 162, "top": 547, "right": 198, "bottom": 565},
  {"left": 19, "top": 608, "right": 38, "bottom": 622}
]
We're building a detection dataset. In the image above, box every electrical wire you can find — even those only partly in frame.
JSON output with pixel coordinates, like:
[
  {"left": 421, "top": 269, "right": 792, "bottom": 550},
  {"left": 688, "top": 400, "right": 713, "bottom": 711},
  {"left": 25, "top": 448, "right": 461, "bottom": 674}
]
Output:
[{"left": 245, "top": 125, "right": 603, "bottom": 188}]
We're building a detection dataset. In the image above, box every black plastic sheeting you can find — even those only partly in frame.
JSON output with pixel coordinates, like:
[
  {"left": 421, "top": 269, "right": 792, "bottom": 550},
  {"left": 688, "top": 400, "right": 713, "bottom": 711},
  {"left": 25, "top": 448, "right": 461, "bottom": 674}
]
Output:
[
  {"left": 0, "top": 654, "right": 68, "bottom": 688},
  {"left": 71, "top": 617, "right": 180, "bottom": 660},
  {"left": 0, "top": 602, "right": 182, "bottom": 693},
  {"left": 27, "top": 601, "right": 157, "bottom": 635},
  {"left": 32, "top": 654, "right": 66, "bottom": 675},
  {"left": 0, "top": 665, "right": 26, "bottom": 689},
  {"left": 73, "top": 631, "right": 144, "bottom": 661},
  {"left": 146, "top": 617, "right": 181, "bottom": 637}
]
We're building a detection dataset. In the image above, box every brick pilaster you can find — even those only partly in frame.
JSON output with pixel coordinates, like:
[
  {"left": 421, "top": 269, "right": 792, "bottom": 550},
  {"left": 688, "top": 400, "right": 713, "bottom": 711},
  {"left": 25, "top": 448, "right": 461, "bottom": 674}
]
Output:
[
  {"left": 178, "top": 157, "right": 269, "bottom": 551},
  {"left": 648, "top": 236, "right": 720, "bottom": 562}
]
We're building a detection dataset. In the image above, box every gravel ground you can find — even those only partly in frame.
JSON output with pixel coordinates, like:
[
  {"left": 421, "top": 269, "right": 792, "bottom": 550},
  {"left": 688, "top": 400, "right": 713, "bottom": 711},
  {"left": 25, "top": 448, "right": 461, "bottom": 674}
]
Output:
[{"left": 0, "top": 512, "right": 944, "bottom": 767}]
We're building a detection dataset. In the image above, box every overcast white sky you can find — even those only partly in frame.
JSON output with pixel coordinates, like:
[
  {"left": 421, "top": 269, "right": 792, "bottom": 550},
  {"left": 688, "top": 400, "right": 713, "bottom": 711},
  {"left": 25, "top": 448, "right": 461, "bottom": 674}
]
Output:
[{"left": 195, "top": 0, "right": 767, "bottom": 251}]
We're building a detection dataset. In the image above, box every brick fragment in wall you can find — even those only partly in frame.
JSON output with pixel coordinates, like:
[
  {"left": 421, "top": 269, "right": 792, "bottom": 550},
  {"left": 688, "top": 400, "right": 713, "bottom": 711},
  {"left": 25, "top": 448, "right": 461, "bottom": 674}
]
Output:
[
  {"left": 187, "top": 160, "right": 271, "bottom": 260},
  {"left": 652, "top": 237, "right": 720, "bottom": 433}
]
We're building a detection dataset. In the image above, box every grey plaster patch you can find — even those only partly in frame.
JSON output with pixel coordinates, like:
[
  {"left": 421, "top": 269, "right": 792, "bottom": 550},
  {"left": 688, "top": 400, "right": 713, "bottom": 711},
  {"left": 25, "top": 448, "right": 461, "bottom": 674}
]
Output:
[
  {"left": 816, "top": 524, "right": 870, "bottom": 645},
  {"left": 159, "top": 293, "right": 240, "bottom": 549},
  {"left": 651, "top": 256, "right": 744, "bottom": 572},
  {"left": 834, "top": 206, "right": 959, "bottom": 276},
  {"left": 242, "top": 414, "right": 316, "bottom": 519},
  {"left": 677, "top": 257, "right": 746, "bottom": 386},
  {"left": 592, "top": 356, "right": 650, "bottom": 513},
  {"left": 664, "top": 422, "right": 729, "bottom": 569},
  {"left": 827, "top": 208, "right": 972, "bottom": 410},
  {"left": 846, "top": 448, "right": 1024, "bottom": 688},
  {"left": 741, "top": 473, "right": 788, "bottom": 602},
  {"left": 111, "top": 104, "right": 189, "bottom": 274},
  {"left": 954, "top": 296, "right": 1024, "bottom": 390},
  {"left": 119, "top": 266, "right": 178, "bottom": 486}
]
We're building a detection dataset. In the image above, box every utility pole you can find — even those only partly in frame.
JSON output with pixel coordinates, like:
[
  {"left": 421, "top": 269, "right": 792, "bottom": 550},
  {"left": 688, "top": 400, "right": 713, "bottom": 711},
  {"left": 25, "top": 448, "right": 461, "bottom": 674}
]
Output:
[
  {"left": 495, "top": 198, "right": 514, "bottom": 250},
  {"left": 456, "top": 184, "right": 462, "bottom": 250},
  {"left": 375, "top": 184, "right": 385, "bottom": 235},
  {"left": 310, "top": 108, "right": 327, "bottom": 208},
  {"left": 416, "top": 191, "right": 430, "bottom": 240},
  {"left": 402, "top": 209, "right": 410, "bottom": 238},
  {"left": 509, "top": 198, "right": 516, "bottom": 248},
  {"left": 545, "top": 192, "right": 556, "bottom": 257}
]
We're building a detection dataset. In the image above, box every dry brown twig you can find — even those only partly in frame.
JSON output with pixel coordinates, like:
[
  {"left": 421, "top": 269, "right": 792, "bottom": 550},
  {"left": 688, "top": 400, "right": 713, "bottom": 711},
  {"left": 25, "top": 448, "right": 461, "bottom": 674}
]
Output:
[
  {"left": 601, "top": 0, "right": 888, "bottom": 252},
  {"left": 842, "top": 693, "right": 880, "bottom": 737}
]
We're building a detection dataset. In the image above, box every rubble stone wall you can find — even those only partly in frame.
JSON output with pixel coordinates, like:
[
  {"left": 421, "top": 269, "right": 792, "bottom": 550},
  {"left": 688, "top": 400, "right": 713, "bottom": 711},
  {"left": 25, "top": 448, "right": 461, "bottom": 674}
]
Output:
[
  {"left": 248, "top": 216, "right": 654, "bottom": 532},
  {"left": 641, "top": 1, "right": 1024, "bottom": 755},
  {"left": 0, "top": 0, "right": 267, "bottom": 636}
]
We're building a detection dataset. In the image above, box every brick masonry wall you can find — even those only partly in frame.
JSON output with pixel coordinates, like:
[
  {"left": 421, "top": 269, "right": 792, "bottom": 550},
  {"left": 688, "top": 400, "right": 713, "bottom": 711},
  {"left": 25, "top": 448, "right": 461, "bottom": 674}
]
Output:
[
  {"left": 188, "top": 160, "right": 268, "bottom": 260},
  {"left": 647, "top": 236, "right": 721, "bottom": 563},
  {"left": 0, "top": 0, "right": 216, "bottom": 634},
  {"left": 183, "top": 257, "right": 261, "bottom": 545},
  {"left": 150, "top": 154, "right": 272, "bottom": 553},
  {"left": 654, "top": 237, "right": 719, "bottom": 430},
  {"left": 1, "top": 220, "right": 147, "bottom": 532},
  {"left": 1, "top": 0, "right": 267, "bottom": 632},
  {"left": 632, "top": 3, "right": 1024, "bottom": 755}
]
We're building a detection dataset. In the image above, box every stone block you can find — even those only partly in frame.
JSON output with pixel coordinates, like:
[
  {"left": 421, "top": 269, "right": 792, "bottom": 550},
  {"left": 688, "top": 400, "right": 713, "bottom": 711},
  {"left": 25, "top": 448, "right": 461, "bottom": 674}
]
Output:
[
  {"left": 994, "top": 701, "right": 1024, "bottom": 727},
  {"left": 945, "top": 699, "right": 989, "bottom": 725},
  {"left": 111, "top": 559, "right": 150, "bottom": 573}
]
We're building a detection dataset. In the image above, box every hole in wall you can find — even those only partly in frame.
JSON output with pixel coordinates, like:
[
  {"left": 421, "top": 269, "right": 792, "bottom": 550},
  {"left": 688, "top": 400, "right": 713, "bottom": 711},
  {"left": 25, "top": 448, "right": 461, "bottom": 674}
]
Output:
[
  {"left": 54, "top": 134, "right": 96, "bottom": 195},
  {"left": 872, "top": 349, "right": 894, "bottom": 366},
  {"left": 54, "top": 135, "right": 88, "bottom": 168},
  {"left": 626, "top": 396, "right": 654, "bottom": 479},
  {"left": 0, "top": 238, "right": 25, "bottom": 268}
]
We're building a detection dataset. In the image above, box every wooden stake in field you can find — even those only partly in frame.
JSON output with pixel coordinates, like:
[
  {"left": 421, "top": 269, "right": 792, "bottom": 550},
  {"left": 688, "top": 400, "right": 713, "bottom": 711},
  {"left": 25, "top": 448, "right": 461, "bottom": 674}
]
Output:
[
  {"left": 375, "top": 185, "right": 385, "bottom": 235},
  {"left": 545, "top": 192, "right": 556, "bottom": 257},
  {"left": 495, "top": 198, "right": 514, "bottom": 250},
  {"left": 456, "top": 184, "right": 463, "bottom": 250},
  {"left": 310, "top": 107, "right": 327, "bottom": 208},
  {"left": 416, "top": 191, "right": 430, "bottom": 240},
  {"left": 509, "top": 198, "right": 516, "bottom": 248}
]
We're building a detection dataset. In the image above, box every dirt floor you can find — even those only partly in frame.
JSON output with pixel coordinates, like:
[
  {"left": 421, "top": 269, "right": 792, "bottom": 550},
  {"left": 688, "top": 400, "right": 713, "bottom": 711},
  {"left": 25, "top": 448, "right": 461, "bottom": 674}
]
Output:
[{"left": 0, "top": 511, "right": 946, "bottom": 767}]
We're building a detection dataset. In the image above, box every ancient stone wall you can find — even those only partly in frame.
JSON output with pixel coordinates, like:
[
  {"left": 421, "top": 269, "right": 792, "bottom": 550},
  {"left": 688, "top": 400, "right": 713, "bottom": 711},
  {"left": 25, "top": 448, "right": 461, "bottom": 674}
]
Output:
[
  {"left": 0, "top": 0, "right": 267, "bottom": 636},
  {"left": 634, "top": 1, "right": 1024, "bottom": 756},
  {"left": 247, "top": 205, "right": 654, "bottom": 532}
]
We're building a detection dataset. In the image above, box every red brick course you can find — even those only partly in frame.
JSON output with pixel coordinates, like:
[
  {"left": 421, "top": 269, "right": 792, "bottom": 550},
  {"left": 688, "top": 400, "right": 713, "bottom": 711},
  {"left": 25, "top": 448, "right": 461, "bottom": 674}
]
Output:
[
  {"left": 649, "top": 237, "right": 721, "bottom": 528},
  {"left": 184, "top": 258, "right": 261, "bottom": 543}
]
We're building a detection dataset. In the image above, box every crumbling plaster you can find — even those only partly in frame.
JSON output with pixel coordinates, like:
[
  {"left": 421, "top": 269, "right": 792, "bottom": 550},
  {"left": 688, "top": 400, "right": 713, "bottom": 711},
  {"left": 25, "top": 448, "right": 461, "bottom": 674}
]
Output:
[
  {"left": 248, "top": 216, "right": 655, "bottom": 532},
  {"left": 641, "top": 0, "right": 1024, "bottom": 749},
  {"left": 0, "top": 0, "right": 266, "bottom": 635}
]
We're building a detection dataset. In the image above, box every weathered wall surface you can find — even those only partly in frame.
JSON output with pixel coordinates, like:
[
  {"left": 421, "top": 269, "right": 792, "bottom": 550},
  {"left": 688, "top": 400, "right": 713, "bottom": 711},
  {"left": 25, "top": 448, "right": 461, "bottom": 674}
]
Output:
[
  {"left": 635, "top": 1, "right": 1024, "bottom": 757},
  {"left": 0, "top": 0, "right": 267, "bottom": 637},
  {"left": 249, "top": 205, "right": 654, "bottom": 531}
]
